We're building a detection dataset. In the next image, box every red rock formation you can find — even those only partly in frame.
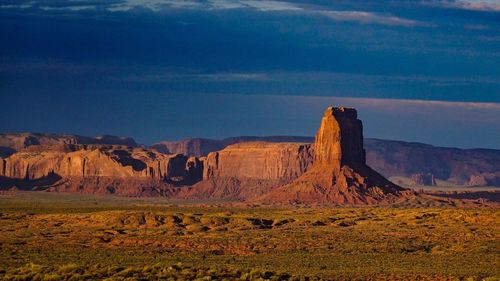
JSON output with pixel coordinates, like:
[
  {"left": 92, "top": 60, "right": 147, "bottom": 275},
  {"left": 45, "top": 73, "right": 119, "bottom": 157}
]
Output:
[
  {"left": 254, "top": 107, "right": 411, "bottom": 205},
  {"left": 0, "top": 144, "right": 202, "bottom": 195},
  {"left": 468, "top": 175, "right": 488, "bottom": 187},
  {"left": 411, "top": 173, "right": 437, "bottom": 186}
]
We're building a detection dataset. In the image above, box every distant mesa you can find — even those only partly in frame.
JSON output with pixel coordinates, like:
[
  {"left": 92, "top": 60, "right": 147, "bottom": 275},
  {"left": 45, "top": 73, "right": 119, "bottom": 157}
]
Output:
[
  {"left": 0, "top": 132, "right": 137, "bottom": 156},
  {"left": 152, "top": 136, "right": 314, "bottom": 157}
]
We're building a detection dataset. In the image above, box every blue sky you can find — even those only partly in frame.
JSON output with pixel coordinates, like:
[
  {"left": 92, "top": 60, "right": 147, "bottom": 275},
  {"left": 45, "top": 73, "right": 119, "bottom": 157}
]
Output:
[{"left": 0, "top": 0, "right": 499, "bottom": 148}]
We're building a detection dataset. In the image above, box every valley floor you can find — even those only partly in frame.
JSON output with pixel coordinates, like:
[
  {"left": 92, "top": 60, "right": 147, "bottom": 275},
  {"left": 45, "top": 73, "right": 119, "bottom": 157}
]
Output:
[{"left": 0, "top": 192, "right": 499, "bottom": 280}]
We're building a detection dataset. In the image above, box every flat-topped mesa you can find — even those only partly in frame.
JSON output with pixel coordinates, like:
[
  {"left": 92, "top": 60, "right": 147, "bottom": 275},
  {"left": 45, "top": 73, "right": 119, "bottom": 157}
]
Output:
[
  {"left": 314, "top": 106, "right": 365, "bottom": 167},
  {"left": 202, "top": 142, "right": 313, "bottom": 181}
]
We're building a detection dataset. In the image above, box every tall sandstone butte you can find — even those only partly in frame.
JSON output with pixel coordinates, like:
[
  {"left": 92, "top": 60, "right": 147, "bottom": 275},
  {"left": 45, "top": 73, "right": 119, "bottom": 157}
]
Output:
[{"left": 254, "top": 106, "right": 412, "bottom": 205}]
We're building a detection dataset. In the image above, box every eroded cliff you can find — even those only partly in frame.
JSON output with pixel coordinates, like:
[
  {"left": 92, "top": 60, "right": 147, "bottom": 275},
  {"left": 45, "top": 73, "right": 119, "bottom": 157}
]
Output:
[{"left": 0, "top": 144, "right": 202, "bottom": 196}]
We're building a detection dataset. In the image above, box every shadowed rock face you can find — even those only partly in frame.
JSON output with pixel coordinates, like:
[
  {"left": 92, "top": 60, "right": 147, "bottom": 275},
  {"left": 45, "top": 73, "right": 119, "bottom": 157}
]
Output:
[
  {"left": 253, "top": 107, "right": 411, "bottom": 205},
  {"left": 364, "top": 139, "right": 500, "bottom": 186},
  {"left": 152, "top": 136, "right": 313, "bottom": 157},
  {"left": 0, "top": 133, "right": 137, "bottom": 153}
]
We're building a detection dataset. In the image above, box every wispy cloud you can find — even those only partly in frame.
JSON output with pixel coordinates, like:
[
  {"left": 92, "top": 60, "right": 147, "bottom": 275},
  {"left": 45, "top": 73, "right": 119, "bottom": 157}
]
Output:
[
  {"left": 237, "top": 0, "right": 302, "bottom": 11},
  {"left": 40, "top": 5, "right": 96, "bottom": 11},
  {"left": 339, "top": 96, "right": 500, "bottom": 110},
  {"left": 122, "top": 72, "right": 269, "bottom": 82},
  {"left": 108, "top": 0, "right": 203, "bottom": 12},
  {"left": 429, "top": 0, "right": 500, "bottom": 12},
  {"left": 111, "top": 69, "right": 500, "bottom": 87},
  {"left": 106, "top": 0, "right": 303, "bottom": 12},
  {"left": 0, "top": 3, "right": 32, "bottom": 9},
  {"left": 318, "top": 10, "right": 424, "bottom": 27},
  {"left": 455, "top": 0, "right": 500, "bottom": 12},
  {"left": 0, "top": 0, "right": 425, "bottom": 27}
]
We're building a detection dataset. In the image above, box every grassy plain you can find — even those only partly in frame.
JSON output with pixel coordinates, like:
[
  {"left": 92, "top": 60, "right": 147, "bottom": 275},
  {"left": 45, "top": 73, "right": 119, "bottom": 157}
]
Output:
[{"left": 0, "top": 192, "right": 499, "bottom": 280}]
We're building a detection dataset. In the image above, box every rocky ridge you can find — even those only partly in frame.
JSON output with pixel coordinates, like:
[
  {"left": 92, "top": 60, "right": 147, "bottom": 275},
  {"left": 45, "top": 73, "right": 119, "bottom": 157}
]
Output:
[{"left": 0, "top": 133, "right": 137, "bottom": 157}]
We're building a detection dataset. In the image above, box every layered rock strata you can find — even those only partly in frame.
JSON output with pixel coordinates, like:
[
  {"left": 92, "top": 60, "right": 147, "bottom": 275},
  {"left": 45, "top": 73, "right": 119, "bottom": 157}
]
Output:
[
  {"left": 203, "top": 142, "right": 313, "bottom": 181},
  {"left": 0, "top": 144, "right": 202, "bottom": 196}
]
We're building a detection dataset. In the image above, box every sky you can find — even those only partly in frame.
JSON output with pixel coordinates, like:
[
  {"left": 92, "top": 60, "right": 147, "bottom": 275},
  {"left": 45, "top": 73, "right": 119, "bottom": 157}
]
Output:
[{"left": 0, "top": 0, "right": 499, "bottom": 148}]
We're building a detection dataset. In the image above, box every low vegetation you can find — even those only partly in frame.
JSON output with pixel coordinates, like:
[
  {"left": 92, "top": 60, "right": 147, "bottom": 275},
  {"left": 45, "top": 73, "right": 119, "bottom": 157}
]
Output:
[{"left": 0, "top": 192, "right": 499, "bottom": 280}]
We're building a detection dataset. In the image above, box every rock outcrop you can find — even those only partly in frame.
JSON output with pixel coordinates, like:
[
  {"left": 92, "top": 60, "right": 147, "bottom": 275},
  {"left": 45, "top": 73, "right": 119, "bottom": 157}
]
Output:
[
  {"left": 411, "top": 173, "right": 437, "bottom": 186},
  {"left": 467, "top": 172, "right": 500, "bottom": 187},
  {"left": 0, "top": 144, "right": 202, "bottom": 196},
  {"left": 253, "top": 107, "right": 412, "bottom": 205}
]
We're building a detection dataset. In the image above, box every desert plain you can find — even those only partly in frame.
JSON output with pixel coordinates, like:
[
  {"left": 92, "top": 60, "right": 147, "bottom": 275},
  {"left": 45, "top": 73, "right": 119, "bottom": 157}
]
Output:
[{"left": 0, "top": 191, "right": 498, "bottom": 281}]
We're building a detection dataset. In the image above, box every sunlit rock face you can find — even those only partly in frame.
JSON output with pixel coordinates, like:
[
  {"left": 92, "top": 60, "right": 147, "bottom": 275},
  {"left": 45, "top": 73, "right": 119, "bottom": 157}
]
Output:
[
  {"left": 0, "top": 144, "right": 203, "bottom": 196},
  {"left": 203, "top": 142, "right": 313, "bottom": 181},
  {"left": 313, "top": 106, "right": 365, "bottom": 167}
]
